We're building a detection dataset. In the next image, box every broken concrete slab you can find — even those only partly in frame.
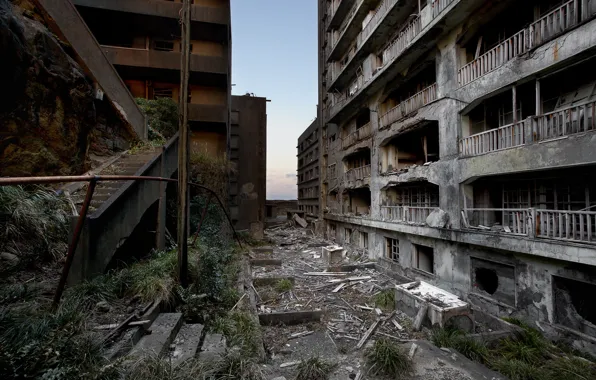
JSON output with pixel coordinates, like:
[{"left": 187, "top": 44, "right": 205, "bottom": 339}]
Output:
[
  {"left": 292, "top": 213, "right": 308, "bottom": 228},
  {"left": 321, "top": 245, "right": 346, "bottom": 265},
  {"left": 395, "top": 281, "right": 471, "bottom": 329},
  {"left": 199, "top": 333, "right": 226, "bottom": 362},
  {"left": 250, "top": 258, "right": 283, "bottom": 267},
  {"left": 252, "top": 246, "right": 274, "bottom": 254},
  {"left": 426, "top": 208, "right": 449, "bottom": 228},
  {"left": 130, "top": 313, "right": 183, "bottom": 357},
  {"left": 327, "top": 262, "right": 376, "bottom": 272},
  {"left": 171, "top": 323, "right": 204, "bottom": 367},
  {"left": 258, "top": 310, "right": 324, "bottom": 326},
  {"left": 253, "top": 276, "right": 295, "bottom": 287}
]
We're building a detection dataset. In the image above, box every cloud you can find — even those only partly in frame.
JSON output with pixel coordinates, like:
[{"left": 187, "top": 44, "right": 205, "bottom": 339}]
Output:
[
  {"left": 285, "top": 173, "right": 296, "bottom": 178},
  {"left": 267, "top": 169, "right": 297, "bottom": 200}
]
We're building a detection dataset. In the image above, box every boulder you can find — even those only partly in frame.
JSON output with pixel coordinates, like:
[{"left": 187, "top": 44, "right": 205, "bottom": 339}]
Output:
[{"left": 426, "top": 209, "right": 449, "bottom": 228}]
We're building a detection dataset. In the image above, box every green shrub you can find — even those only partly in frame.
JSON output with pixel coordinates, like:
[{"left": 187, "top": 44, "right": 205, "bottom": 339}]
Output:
[
  {"left": 136, "top": 97, "right": 178, "bottom": 139},
  {"left": 373, "top": 289, "right": 395, "bottom": 310},
  {"left": 365, "top": 338, "right": 412, "bottom": 379},
  {"left": 275, "top": 279, "right": 293, "bottom": 293},
  {"left": 295, "top": 357, "right": 335, "bottom": 380}
]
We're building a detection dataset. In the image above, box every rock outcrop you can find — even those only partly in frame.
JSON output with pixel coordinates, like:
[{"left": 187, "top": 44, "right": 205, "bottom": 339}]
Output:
[{"left": 0, "top": 0, "right": 133, "bottom": 177}]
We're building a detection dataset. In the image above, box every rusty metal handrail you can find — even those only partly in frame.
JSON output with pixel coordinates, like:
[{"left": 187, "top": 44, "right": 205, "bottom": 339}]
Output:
[{"left": 0, "top": 174, "right": 242, "bottom": 308}]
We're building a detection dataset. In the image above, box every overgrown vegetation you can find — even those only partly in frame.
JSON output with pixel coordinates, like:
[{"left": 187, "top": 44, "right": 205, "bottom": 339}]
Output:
[
  {"left": 136, "top": 97, "right": 179, "bottom": 139},
  {"left": 295, "top": 357, "right": 335, "bottom": 380},
  {"left": 211, "top": 311, "right": 261, "bottom": 357},
  {"left": 190, "top": 150, "right": 236, "bottom": 203},
  {"left": 373, "top": 289, "right": 395, "bottom": 311},
  {"left": 0, "top": 185, "right": 69, "bottom": 269},
  {"left": 431, "top": 320, "right": 596, "bottom": 380},
  {"left": 275, "top": 278, "right": 293, "bottom": 293},
  {"left": 364, "top": 338, "right": 413, "bottom": 379}
]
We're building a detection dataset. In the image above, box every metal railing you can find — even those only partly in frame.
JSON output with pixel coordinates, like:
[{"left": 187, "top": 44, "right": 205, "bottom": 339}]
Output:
[
  {"left": 342, "top": 122, "right": 372, "bottom": 149},
  {"left": 360, "top": 0, "right": 398, "bottom": 47},
  {"left": 381, "top": 205, "right": 436, "bottom": 225},
  {"left": 529, "top": 0, "right": 579, "bottom": 47},
  {"left": 458, "top": 30, "right": 528, "bottom": 86},
  {"left": 379, "top": 83, "right": 437, "bottom": 129},
  {"left": 431, "top": 0, "right": 455, "bottom": 19},
  {"left": 459, "top": 119, "right": 529, "bottom": 156},
  {"left": 382, "top": 16, "right": 422, "bottom": 69},
  {"left": 536, "top": 209, "right": 596, "bottom": 242},
  {"left": 533, "top": 100, "right": 596, "bottom": 141},
  {"left": 346, "top": 165, "right": 371, "bottom": 182}
]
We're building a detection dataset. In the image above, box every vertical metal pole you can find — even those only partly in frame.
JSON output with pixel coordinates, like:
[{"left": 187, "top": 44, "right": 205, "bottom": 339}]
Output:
[
  {"left": 156, "top": 146, "right": 167, "bottom": 250},
  {"left": 53, "top": 178, "right": 97, "bottom": 309},
  {"left": 535, "top": 79, "right": 541, "bottom": 115},
  {"left": 177, "top": 0, "right": 191, "bottom": 288}
]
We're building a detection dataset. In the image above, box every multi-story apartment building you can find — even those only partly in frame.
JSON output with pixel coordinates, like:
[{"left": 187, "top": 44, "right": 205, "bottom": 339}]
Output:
[
  {"left": 318, "top": 0, "right": 596, "bottom": 343},
  {"left": 297, "top": 118, "right": 321, "bottom": 218},
  {"left": 73, "top": 0, "right": 231, "bottom": 158}
]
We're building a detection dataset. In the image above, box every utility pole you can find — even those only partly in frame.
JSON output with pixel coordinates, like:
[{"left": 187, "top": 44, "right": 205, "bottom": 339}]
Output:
[{"left": 177, "top": 0, "right": 191, "bottom": 288}]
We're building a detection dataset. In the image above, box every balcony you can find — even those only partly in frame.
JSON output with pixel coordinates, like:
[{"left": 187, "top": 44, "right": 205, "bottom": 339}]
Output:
[
  {"left": 458, "top": 0, "right": 595, "bottom": 87},
  {"left": 342, "top": 122, "right": 372, "bottom": 149},
  {"left": 329, "top": 0, "right": 418, "bottom": 89},
  {"left": 188, "top": 104, "right": 227, "bottom": 124},
  {"left": 380, "top": 206, "right": 436, "bottom": 225},
  {"left": 460, "top": 100, "right": 596, "bottom": 157},
  {"left": 379, "top": 83, "right": 437, "bottom": 129},
  {"left": 346, "top": 165, "right": 371, "bottom": 182},
  {"left": 327, "top": 0, "right": 358, "bottom": 31},
  {"left": 463, "top": 208, "right": 596, "bottom": 244},
  {"left": 327, "top": 0, "right": 372, "bottom": 62},
  {"left": 102, "top": 46, "right": 227, "bottom": 74}
]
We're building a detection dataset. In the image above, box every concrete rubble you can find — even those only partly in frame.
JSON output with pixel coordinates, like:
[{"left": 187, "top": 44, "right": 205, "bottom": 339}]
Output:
[{"left": 257, "top": 224, "right": 505, "bottom": 380}]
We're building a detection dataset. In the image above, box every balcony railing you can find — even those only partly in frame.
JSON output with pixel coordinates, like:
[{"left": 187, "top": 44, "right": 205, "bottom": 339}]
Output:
[
  {"left": 382, "top": 16, "right": 422, "bottom": 66},
  {"left": 381, "top": 205, "right": 436, "bottom": 225},
  {"left": 458, "top": 30, "right": 529, "bottom": 87},
  {"left": 431, "top": 0, "right": 456, "bottom": 18},
  {"left": 343, "top": 204, "right": 371, "bottom": 216},
  {"left": 360, "top": 0, "right": 398, "bottom": 47},
  {"left": 533, "top": 100, "right": 596, "bottom": 142},
  {"left": 460, "top": 100, "right": 596, "bottom": 157},
  {"left": 346, "top": 165, "right": 371, "bottom": 182},
  {"left": 379, "top": 83, "right": 437, "bottom": 129},
  {"left": 342, "top": 122, "right": 372, "bottom": 149},
  {"left": 459, "top": 119, "right": 529, "bottom": 156},
  {"left": 536, "top": 209, "right": 596, "bottom": 242},
  {"left": 458, "top": 0, "right": 595, "bottom": 87},
  {"left": 464, "top": 207, "right": 596, "bottom": 243}
]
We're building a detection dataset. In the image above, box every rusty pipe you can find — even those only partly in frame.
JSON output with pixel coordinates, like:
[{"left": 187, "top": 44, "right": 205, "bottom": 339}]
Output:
[{"left": 52, "top": 177, "right": 97, "bottom": 309}]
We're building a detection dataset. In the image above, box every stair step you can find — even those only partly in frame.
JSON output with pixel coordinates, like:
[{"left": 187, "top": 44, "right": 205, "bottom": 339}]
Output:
[
  {"left": 130, "top": 313, "right": 183, "bottom": 357},
  {"left": 171, "top": 324, "right": 204, "bottom": 367},
  {"left": 198, "top": 333, "right": 226, "bottom": 362}
]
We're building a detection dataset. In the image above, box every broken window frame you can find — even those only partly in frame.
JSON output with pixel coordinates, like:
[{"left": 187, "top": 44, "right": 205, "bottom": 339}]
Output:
[{"left": 385, "top": 237, "right": 399, "bottom": 262}]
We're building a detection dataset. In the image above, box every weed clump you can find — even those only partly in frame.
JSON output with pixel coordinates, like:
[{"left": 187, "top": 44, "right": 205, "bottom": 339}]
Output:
[
  {"left": 373, "top": 289, "right": 395, "bottom": 311},
  {"left": 275, "top": 278, "right": 293, "bottom": 293},
  {"left": 211, "top": 311, "right": 261, "bottom": 357},
  {"left": 295, "top": 357, "right": 335, "bottom": 380},
  {"left": 365, "top": 338, "right": 413, "bottom": 379}
]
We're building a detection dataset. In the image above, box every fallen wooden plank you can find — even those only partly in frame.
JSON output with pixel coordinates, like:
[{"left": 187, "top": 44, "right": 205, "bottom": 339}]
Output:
[
  {"left": 326, "top": 262, "right": 376, "bottom": 272},
  {"left": 288, "top": 331, "right": 313, "bottom": 340},
  {"left": 357, "top": 305, "right": 374, "bottom": 311},
  {"left": 413, "top": 304, "right": 428, "bottom": 331},
  {"left": 392, "top": 319, "right": 404, "bottom": 330},
  {"left": 375, "top": 308, "right": 383, "bottom": 316},
  {"left": 332, "top": 283, "right": 346, "bottom": 293},
  {"left": 258, "top": 310, "right": 324, "bottom": 326},
  {"left": 356, "top": 319, "right": 380, "bottom": 349},
  {"left": 304, "top": 272, "right": 349, "bottom": 276},
  {"left": 93, "top": 320, "right": 150, "bottom": 330},
  {"left": 250, "top": 258, "right": 282, "bottom": 267},
  {"left": 280, "top": 361, "right": 301, "bottom": 368},
  {"left": 408, "top": 343, "right": 418, "bottom": 359},
  {"left": 405, "top": 281, "right": 420, "bottom": 290}
]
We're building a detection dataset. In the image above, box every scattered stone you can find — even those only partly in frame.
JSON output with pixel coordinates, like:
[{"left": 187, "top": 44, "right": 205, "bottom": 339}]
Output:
[
  {"left": 426, "top": 209, "right": 449, "bottom": 228},
  {"left": 292, "top": 214, "right": 307, "bottom": 228},
  {"left": 437, "top": 359, "right": 446, "bottom": 366},
  {"left": 440, "top": 347, "right": 451, "bottom": 353},
  {"left": 272, "top": 377, "right": 287, "bottom": 380},
  {"left": 0, "top": 252, "right": 19, "bottom": 264},
  {"left": 96, "top": 301, "right": 111, "bottom": 312}
]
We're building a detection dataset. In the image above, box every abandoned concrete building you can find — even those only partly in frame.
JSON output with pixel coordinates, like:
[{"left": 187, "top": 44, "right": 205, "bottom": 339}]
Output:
[
  {"left": 297, "top": 118, "right": 322, "bottom": 219},
  {"left": 317, "top": 0, "right": 596, "bottom": 344}
]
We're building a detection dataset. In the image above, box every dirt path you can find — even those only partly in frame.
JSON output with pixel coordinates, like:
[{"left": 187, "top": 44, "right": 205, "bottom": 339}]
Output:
[{"left": 255, "top": 226, "right": 504, "bottom": 380}]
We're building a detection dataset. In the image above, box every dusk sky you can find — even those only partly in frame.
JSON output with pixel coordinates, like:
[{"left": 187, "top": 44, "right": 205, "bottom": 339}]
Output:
[{"left": 231, "top": 1, "right": 318, "bottom": 200}]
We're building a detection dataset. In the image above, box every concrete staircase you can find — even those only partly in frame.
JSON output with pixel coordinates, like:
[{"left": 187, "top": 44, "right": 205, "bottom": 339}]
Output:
[
  {"left": 71, "top": 149, "right": 160, "bottom": 212},
  {"left": 125, "top": 313, "right": 226, "bottom": 366}
]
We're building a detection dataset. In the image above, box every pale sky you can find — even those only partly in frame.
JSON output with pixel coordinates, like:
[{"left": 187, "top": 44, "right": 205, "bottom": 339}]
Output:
[{"left": 231, "top": 1, "right": 318, "bottom": 200}]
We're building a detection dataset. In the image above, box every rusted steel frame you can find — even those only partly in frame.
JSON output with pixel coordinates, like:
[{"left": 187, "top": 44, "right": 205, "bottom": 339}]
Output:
[
  {"left": 191, "top": 192, "right": 213, "bottom": 247},
  {"left": 0, "top": 174, "right": 243, "bottom": 308},
  {"left": 52, "top": 177, "right": 97, "bottom": 309}
]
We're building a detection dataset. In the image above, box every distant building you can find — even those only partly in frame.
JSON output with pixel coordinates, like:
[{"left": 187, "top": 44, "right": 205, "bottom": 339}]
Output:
[
  {"left": 297, "top": 118, "right": 321, "bottom": 219},
  {"left": 318, "top": 0, "right": 596, "bottom": 344}
]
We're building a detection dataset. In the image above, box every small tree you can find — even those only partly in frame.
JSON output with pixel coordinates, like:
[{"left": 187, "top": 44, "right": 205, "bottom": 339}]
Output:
[{"left": 136, "top": 98, "right": 179, "bottom": 139}]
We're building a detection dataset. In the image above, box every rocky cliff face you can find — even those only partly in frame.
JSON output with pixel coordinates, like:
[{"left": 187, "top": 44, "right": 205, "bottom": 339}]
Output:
[{"left": 0, "top": 0, "right": 133, "bottom": 177}]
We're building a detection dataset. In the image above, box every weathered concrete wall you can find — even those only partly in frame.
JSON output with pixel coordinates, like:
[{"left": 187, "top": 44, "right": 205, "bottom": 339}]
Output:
[
  {"left": 298, "top": 118, "right": 321, "bottom": 216},
  {"left": 230, "top": 95, "right": 267, "bottom": 235}
]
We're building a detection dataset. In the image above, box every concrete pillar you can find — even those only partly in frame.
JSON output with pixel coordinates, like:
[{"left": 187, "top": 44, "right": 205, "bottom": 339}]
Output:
[
  {"left": 369, "top": 106, "right": 382, "bottom": 220},
  {"left": 156, "top": 147, "right": 167, "bottom": 250},
  {"left": 535, "top": 79, "right": 542, "bottom": 115}
]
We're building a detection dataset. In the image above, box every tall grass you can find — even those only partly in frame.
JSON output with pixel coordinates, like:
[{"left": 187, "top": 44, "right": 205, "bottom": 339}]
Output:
[{"left": 365, "top": 338, "right": 412, "bottom": 379}]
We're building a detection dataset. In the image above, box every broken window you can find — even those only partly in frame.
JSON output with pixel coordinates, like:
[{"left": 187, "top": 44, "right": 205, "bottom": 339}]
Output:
[
  {"left": 380, "top": 123, "right": 439, "bottom": 173},
  {"left": 153, "top": 88, "right": 174, "bottom": 99},
  {"left": 386, "top": 238, "right": 399, "bottom": 262},
  {"left": 414, "top": 244, "right": 434, "bottom": 274},
  {"left": 360, "top": 232, "right": 369, "bottom": 249},
  {"left": 153, "top": 40, "right": 175, "bottom": 52},
  {"left": 345, "top": 228, "right": 352, "bottom": 244},
  {"left": 329, "top": 223, "right": 336, "bottom": 240},
  {"left": 344, "top": 187, "right": 371, "bottom": 216},
  {"left": 471, "top": 257, "right": 516, "bottom": 306},
  {"left": 553, "top": 276, "right": 596, "bottom": 337}
]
